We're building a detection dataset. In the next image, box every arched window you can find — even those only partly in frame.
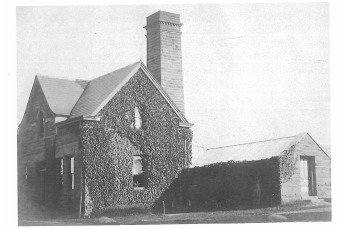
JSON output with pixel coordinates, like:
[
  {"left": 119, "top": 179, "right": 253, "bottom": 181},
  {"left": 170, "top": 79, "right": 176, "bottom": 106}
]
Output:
[
  {"left": 134, "top": 107, "right": 142, "bottom": 130},
  {"left": 36, "top": 110, "right": 45, "bottom": 138}
]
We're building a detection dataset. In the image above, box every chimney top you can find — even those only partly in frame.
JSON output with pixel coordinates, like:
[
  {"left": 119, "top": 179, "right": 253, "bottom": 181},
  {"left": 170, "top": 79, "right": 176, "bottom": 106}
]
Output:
[{"left": 146, "top": 11, "right": 182, "bottom": 27}]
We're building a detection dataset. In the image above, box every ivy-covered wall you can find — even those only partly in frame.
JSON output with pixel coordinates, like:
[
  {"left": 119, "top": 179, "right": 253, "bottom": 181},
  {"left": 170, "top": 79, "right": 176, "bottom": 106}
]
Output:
[
  {"left": 79, "top": 69, "right": 192, "bottom": 213},
  {"left": 159, "top": 157, "right": 281, "bottom": 212}
]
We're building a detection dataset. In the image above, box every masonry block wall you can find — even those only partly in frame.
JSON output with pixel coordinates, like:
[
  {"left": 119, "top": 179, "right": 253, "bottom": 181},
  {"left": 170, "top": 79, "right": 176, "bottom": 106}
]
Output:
[
  {"left": 280, "top": 134, "right": 331, "bottom": 203},
  {"left": 18, "top": 83, "right": 56, "bottom": 208},
  {"left": 145, "top": 11, "right": 185, "bottom": 114},
  {"left": 18, "top": 79, "right": 83, "bottom": 213},
  {"left": 280, "top": 158, "right": 302, "bottom": 202}
]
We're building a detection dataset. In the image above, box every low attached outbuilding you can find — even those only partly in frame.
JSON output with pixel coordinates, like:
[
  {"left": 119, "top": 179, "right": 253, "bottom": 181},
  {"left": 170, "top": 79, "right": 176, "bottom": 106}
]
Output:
[{"left": 181, "top": 132, "right": 331, "bottom": 209}]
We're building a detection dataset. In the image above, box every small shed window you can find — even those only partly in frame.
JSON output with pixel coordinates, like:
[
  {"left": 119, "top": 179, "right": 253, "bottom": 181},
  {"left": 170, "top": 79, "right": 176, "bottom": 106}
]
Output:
[{"left": 132, "top": 156, "right": 145, "bottom": 189}]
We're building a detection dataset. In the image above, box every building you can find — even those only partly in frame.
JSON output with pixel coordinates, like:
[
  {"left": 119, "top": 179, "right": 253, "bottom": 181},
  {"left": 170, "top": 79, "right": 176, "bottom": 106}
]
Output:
[
  {"left": 17, "top": 11, "right": 193, "bottom": 217},
  {"left": 182, "top": 132, "right": 331, "bottom": 208}
]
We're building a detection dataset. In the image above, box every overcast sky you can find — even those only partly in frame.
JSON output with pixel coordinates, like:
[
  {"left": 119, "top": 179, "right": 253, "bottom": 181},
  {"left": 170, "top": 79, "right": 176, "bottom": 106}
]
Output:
[{"left": 17, "top": 3, "right": 330, "bottom": 147}]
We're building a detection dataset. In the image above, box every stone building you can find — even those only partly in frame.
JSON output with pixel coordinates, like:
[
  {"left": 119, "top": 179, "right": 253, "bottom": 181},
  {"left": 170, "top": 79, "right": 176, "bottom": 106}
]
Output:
[
  {"left": 185, "top": 132, "right": 331, "bottom": 208},
  {"left": 17, "top": 11, "right": 193, "bottom": 216}
]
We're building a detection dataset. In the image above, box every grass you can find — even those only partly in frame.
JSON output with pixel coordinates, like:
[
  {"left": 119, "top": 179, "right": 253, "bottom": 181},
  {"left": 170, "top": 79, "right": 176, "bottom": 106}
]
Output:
[{"left": 18, "top": 199, "right": 331, "bottom": 225}]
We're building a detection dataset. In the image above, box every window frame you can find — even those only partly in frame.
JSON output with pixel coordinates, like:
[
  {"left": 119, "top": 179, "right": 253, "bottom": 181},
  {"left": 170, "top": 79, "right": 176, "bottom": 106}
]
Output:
[
  {"left": 70, "top": 156, "right": 75, "bottom": 190},
  {"left": 132, "top": 155, "right": 146, "bottom": 190},
  {"left": 36, "top": 110, "right": 45, "bottom": 139},
  {"left": 134, "top": 106, "right": 142, "bottom": 130}
]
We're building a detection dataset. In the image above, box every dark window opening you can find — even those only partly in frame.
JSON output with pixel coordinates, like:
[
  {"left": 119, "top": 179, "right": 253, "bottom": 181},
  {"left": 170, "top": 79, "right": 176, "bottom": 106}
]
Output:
[
  {"left": 37, "top": 110, "right": 45, "bottom": 139},
  {"left": 36, "top": 161, "right": 46, "bottom": 203},
  {"left": 132, "top": 156, "right": 145, "bottom": 189}
]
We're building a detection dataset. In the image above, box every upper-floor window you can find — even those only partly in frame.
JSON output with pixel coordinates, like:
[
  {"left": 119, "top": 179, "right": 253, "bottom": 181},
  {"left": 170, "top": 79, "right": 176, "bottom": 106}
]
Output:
[
  {"left": 134, "top": 107, "right": 142, "bottom": 130},
  {"left": 36, "top": 110, "right": 45, "bottom": 139}
]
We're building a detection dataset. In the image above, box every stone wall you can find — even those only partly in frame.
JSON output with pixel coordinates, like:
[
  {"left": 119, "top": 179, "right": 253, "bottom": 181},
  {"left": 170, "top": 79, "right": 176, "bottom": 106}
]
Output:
[
  {"left": 281, "top": 134, "right": 331, "bottom": 202},
  {"left": 145, "top": 11, "right": 185, "bottom": 114},
  {"left": 79, "top": 69, "right": 192, "bottom": 215}
]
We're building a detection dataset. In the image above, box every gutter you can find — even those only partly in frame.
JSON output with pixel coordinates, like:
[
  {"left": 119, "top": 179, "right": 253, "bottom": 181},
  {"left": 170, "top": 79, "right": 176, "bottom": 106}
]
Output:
[
  {"left": 55, "top": 115, "right": 101, "bottom": 127},
  {"left": 179, "top": 122, "right": 194, "bottom": 128}
]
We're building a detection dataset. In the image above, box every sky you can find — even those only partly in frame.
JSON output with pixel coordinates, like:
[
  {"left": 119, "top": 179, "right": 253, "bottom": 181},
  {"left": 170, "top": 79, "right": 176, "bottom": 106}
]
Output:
[{"left": 16, "top": 3, "right": 330, "bottom": 148}]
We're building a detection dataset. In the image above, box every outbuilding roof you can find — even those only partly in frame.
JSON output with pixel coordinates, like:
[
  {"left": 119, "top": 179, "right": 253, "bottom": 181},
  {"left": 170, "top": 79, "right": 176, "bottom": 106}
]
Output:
[{"left": 191, "top": 133, "right": 308, "bottom": 167}]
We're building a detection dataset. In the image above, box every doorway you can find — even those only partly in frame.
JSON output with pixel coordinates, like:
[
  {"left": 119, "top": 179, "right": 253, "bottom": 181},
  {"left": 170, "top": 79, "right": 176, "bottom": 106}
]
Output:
[{"left": 300, "top": 156, "right": 317, "bottom": 196}]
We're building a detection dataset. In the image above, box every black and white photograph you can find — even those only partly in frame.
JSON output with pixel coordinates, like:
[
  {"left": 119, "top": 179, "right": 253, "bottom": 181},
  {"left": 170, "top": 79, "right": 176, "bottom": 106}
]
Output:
[{"left": 9, "top": 0, "right": 338, "bottom": 227}]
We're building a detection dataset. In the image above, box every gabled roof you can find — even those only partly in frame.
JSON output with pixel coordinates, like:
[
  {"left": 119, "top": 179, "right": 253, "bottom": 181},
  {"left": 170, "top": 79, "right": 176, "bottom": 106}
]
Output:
[
  {"left": 191, "top": 132, "right": 308, "bottom": 167},
  {"left": 29, "top": 60, "right": 189, "bottom": 125},
  {"left": 70, "top": 61, "right": 141, "bottom": 118},
  {"left": 36, "top": 75, "right": 88, "bottom": 116},
  {"left": 70, "top": 60, "right": 189, "bottom": 124}
]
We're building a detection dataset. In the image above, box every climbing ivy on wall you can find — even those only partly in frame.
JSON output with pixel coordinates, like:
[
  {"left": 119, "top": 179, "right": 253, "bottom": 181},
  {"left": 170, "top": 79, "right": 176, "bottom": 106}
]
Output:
[
  {"left": 279, "top": 145, "right": 298, "bottom": 183},
  {"left": 79, "top": 69, "right": 192, "bottom": 212}
]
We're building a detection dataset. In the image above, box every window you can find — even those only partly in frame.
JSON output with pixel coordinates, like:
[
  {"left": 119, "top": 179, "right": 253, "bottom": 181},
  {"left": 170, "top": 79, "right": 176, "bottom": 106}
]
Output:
[
  {"left": 61, "top": 158, "right": 64, "bottom": 176},
  {"left": 132, "top": 156, "right": 145, "bottom": 189},
  {"left": 57, "top": 158, "right": 63, "bottom": 186},
  {"left": 134, "top": 107, "right": 142, "bottom": 130},
  {"left": 65, "top": 156, "right": 75, "bottom": 190},
  {"left": 70, "top": 157, "right": 74, "bottom": 190},
  {"left": 36, "top": 110, "right": 45, "bottom": 138}
]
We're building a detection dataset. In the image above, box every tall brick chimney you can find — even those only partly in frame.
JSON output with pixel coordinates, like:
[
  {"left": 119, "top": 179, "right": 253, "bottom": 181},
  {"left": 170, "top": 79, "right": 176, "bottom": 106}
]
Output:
[{"left": 145, "top": 11, "right": 185, "bottom": 114}]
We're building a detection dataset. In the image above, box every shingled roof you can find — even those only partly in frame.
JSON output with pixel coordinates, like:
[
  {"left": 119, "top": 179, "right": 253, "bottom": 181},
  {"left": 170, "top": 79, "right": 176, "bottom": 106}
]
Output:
[
  {"left": 191, "top": 133, "right": 308, "bottom": 167},
  {"left": 36, "top": 75, "right": 88, "bottom": 116},
  {"left": 32, "top": 60, "right": 189, "bottom": 124},
  {"left": 70, "top": 61, "right": 141, "bottom": 118}
]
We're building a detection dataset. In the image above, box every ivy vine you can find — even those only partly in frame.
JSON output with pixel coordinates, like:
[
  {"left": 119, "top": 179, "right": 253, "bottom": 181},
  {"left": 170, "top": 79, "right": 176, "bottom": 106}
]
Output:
[
  {"left": 79, "top": 69, "right": 192, "bottom": 212},
  {"left": 279, "top": 145, "right": 298, "bottom": 183}
]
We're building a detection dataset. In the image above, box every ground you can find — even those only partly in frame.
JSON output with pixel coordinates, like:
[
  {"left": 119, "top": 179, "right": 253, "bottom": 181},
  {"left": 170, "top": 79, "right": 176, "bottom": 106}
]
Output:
[{"left": 19, "top": 200, "right": 331, "bottom": 226}]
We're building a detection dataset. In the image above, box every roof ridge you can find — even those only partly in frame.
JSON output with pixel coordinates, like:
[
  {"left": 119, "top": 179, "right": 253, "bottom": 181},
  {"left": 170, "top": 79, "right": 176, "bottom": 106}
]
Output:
[
  {"left": 206, "top": 135, "right": 298, "bottom": 151},
  {"left": 70, "top": 60, "right": 142, "bottom": 118},
  {"left": 36, "top": 74, "right": 87, "bottom": 82},
  {"left": 89, "top": 60, "right": 141, "bottom": 82}
]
